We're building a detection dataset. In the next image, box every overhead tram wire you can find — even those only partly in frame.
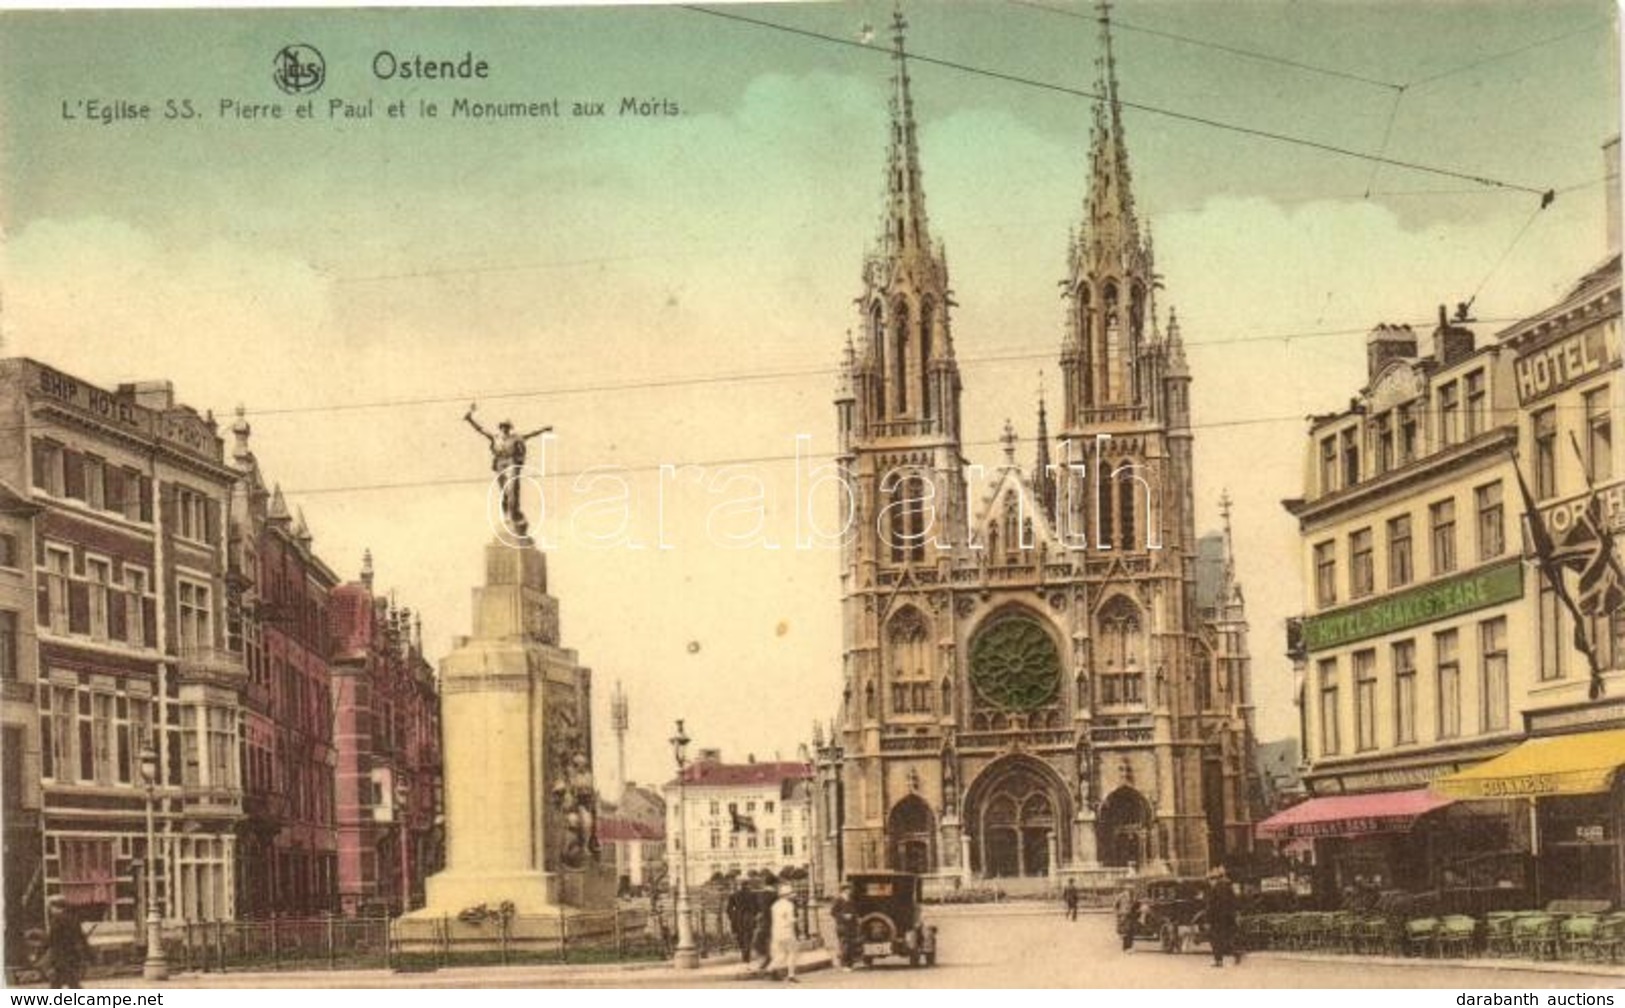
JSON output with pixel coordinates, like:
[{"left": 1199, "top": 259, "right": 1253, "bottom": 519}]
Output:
[
  {"left": 1007, "top": 0, "right": 1405, "bottom": 93},
  {"left": 678, "top": 5, "right": 1552, "bottom": 199},
  {"left": 219, "top": 314, "right": 1524, "bottom": 423}
]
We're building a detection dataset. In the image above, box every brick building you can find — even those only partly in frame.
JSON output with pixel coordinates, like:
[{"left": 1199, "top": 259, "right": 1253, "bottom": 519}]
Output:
[
  {"left": 226, "top": 410, "right": 341, "bottom": 917},
  {"left": 328, "top": 556, "right": 443, "bottom": 916},
  {"left": 0, "top": 358, "right": 246, "bottom": 939}
]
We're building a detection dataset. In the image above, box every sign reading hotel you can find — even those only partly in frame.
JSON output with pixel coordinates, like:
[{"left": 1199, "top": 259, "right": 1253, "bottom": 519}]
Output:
[
  {"left": 30, "top": 361, "right": 153, "bottom": 436},
  {"left": 1513, "top": 321, "right": 1621, "bottom": 406},
  {"left": 1302, "top": 560, "right": 1524, "bottom": 652}
]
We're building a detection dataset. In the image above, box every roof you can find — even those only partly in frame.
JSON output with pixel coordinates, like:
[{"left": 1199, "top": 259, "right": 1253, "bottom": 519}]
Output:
[
  {"left": 598, "top": 814, "right": 664, "bottom": 842},
  {"left": 672, "top": 760, "right": 813, "bottom": 789}
]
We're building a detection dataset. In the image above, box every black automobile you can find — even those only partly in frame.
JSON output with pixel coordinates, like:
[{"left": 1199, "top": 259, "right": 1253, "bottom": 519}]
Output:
[
  {"left": 849, "top": 871, "right": 938, "bottom": 967},
  {"left": 1124, "top": 876, "right": 1212, "bottom": 954}
]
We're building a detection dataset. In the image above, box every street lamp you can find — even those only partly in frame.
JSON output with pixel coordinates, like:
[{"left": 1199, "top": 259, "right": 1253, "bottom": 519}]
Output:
[
  {"left": 395, "top": 776, "right": 411, "bottom": 914},
  {"left": 669, "top": 719, "right": 698, "bottom": 969},
  {"left": 138, "top": 741, "right": 168, "bottom": 981}
]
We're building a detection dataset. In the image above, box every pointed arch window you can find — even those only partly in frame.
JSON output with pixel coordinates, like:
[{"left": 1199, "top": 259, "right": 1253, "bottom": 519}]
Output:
[
  {"left": 888, "top": 474, "right": 928, "bottom": 563},
  {"left": 871, "top": 302, "right": 886, "bottom": 419},
  {"left": 1002, "top": 493, "right": 1021, "bottom": 561},
  {"left": 888, "top": 608, "right": 932, "bottom": 716},
  {"left": 1117, "top": 462, "right": 1137, "bottom": 551},
  {"left": 1078, "top": 284, "right": 1095, "bottom": 408},
  {"left": 893, "top": 300, "right": 911, "bottom": 415},
  {"left": 1103, "top": 283, "right": 1121, "bottom": 404},
  {"left": 1098, "top": 597, "right": 1144, "bottom": 706},
  {"left": 919, "top": 299, "right": 936, "bottom": 421}
]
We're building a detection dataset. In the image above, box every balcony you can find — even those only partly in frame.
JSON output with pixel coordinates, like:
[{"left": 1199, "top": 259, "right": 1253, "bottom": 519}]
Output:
[{"left": 176, "top": 645, "right": 247, "bottom": 688}]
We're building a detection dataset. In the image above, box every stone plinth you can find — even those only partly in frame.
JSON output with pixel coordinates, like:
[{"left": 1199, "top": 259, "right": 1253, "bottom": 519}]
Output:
[{"left": 399, "top": 541, "right": 613, "bottom": 948}]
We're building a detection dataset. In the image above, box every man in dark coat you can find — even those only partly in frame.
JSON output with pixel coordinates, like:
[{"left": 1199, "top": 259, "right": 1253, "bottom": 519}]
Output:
[
  {"left": 42, "top": 899, "right": 91, "bottom": 989},
  {"left": 1063, "top": 880, "right": 1080, "bottom": 921},
  {"left": 726, "top": 881, "right": 756, "bottom": 963},
  {"left": 1205, "top": 867, "right": 1241, "bottom": 968},
  {"left": 830, "top": 882, "right": 860, "bottom": 969},
  {"left": 750, "top": 874, "right": 778, "bottom": 972}
]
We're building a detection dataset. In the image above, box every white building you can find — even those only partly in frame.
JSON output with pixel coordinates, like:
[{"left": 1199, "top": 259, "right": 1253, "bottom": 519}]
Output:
[{"left": 663, "top": 752, "right": 813, "bottom": 889}]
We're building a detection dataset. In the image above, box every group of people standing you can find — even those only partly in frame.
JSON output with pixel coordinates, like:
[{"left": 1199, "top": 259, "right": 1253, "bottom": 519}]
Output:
[{"left": 724, "top": 875, "right": 803, "bottom": 982}]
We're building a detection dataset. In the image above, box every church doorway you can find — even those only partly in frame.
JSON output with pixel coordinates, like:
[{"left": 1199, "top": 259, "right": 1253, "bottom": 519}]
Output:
[
  {"left": 1096, "top": 785, "right": 1153, "bottom": 868},
  {"left": 965, "top": 756, "right": 1067, "bottom": 878},
  {"left": 887, "top": 794, "right": 936, "bottom": 873}
]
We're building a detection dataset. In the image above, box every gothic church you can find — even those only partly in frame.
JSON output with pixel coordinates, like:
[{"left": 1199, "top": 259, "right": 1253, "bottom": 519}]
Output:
[{"left": 835, "top": 4, "right": 1258, "bottom": 882}]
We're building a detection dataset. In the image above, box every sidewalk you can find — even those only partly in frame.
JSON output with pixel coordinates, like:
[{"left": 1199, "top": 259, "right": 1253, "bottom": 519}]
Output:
[
  {"left": 1256, "top": 949, "right": 1625, "bottom": 980},
  {"left": 84, "top": 946, "right": 837, "bottom": 989}
]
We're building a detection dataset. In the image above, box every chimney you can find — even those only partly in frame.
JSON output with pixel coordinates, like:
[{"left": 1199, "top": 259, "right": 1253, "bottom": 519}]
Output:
[
  {"left": 1432, "top": 305, "right": 1475, "bottom": 367},
  {"left": 1605, "top": 135, "right": 1620, "bottom": 257},
  {"left": 117, "top": 380, "right": 175, "bottom": 410},
  {"left": 1365, "top": 324, "right": 1417, "bottom": 380}
]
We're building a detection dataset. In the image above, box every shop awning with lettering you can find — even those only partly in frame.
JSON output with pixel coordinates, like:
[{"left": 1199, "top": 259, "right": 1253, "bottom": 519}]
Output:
[
  {"left": 1255, "top": 788, "right": 1454, "bottom": 840},
  {"left": 1432, "top": 729, "right": 1625, "bottom": 799}
]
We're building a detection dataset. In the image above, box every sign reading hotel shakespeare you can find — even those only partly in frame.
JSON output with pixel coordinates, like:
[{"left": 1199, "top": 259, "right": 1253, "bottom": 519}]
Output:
[{"left": 1302, "top": 560, "right": 1524, "bottom": 652}]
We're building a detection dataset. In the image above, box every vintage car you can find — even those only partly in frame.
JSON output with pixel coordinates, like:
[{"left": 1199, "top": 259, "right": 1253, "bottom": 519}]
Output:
[
  {"left": 849, "top": 871, "right": 938, "bottom": 967},
  {"left": 1123, "top": 876, "right": 1212, "bottom": 954}
]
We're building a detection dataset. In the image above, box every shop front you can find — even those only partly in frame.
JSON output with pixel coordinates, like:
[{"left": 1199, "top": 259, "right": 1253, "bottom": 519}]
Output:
[
  {"left": 1434, "top": 727, "right": 1625, "bottom": 907},
  {"left": 1256, "top": 789, "right": 1454, "bottom": 904}
]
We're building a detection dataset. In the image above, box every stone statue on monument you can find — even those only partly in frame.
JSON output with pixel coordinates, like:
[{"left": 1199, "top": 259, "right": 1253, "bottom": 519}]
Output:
[
  {"left": 553, "top": 750, "right": 600, "bottom": 869},
  {"left": 464, "top": 403, "right": 551, "bottom": 537}
]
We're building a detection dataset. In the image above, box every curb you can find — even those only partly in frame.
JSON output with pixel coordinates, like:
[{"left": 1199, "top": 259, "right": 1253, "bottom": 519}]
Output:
[{"left": 1254, "top": 951, "right": 1625, "bottom": 980}]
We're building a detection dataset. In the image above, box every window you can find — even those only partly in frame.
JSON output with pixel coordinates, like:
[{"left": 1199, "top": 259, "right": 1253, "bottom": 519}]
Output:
[
  {"left": 207, "top": 707, "right": 234, "bottom": 788},
  {"left": 83, "top": 456, "right": 105, "bottom": 510},
  {"left": 1399, "top": 404, "right": 1418, "bottom": 463},
  {"left": 1533, "top": 408, "right": 1557, "bottom": 499},
  {"left": 175, "top": 487, "right": 205, "bottom": 542},
  {"left": 709, "top": 828, "right": 720, "bottom": 849},
  {"left": 59, "top": 838, "right": 115, "bottom": 909},
  {"left": 1439, "top": 382, "right": 1460, "bottom": 446},
  {"left": 0, "top": 611, "right": 15, "bottom": 681},
  {"left": 764, "top": 801, "right": 775, "bottom": 814},
  {"left": 1319, "top": 436, "right": 1338, "bottom": 494},
  {"left": 177, "top": 579, "right": 211, "bottom": 655},
  {"left": 764, "top": 829, "right": 775, "bottom": 850},
  {"left": 708, "top": 801, "right": 719, "bottom": 816},
  {"left": 1353, "top": 650, "right": 1377, "bottom": 751},
  {"left": 1374, "top": 413, "right": 1394, "bottom": 474},
  {"left": 1341, "top": 429, "right": 1359, "bottom": 487},
  {"left": 32, "top": 440, "right": 65, "bottom": 495},
  {"left": 1464, "top": 369, "right": 1486, "bottom": 438},
  {"left": 1430, "top": 499, "right": 1457, "bottom": 575},
  {"left": 1387, "top": 515, "right": 1413, "bottom": 588},
  {"left": 1393, "top": 640, "right": 1417, "bottom": 745},
  {"left": 1314, "top": 541, "right": 1337, "bottom": 607},
  {"left": 1481, "top": 617, "right": 1508, "bottom": 732},
  {"left": 1584, "top": 387, "right": 1613, "bottom": 482},
  {"left": 1540, "top": 587, "right": 1566, "bottom": 681},
  {"left": 782, "top": 836, "right": 795, "bottom": 856},
  {"left": 1475, "top": 482, "right": 1504, "bottom": 560},
  {"left": 44, "top": 547, "right": 71, "bottom": 633},
  {"left": 125, "top": 567, "right": 150, "bottom": 648},
  {"left": 1317, "top": 658, "right": 1340, "bottom": 756},
  {"left": 1350, "top": 529, "right": 1374, "bottom": 598},
  {"left": 1436, "top": 629, "right": 1460, "bottom": 740},
  {"left": 0, "top": 534, "right": 17, "bottom": 569},
  {"left": 886, "top": 475, "right": 927, "bottom": 564},
  {"left": 86, "top": 557, "right": 111, "bottom": 640}
]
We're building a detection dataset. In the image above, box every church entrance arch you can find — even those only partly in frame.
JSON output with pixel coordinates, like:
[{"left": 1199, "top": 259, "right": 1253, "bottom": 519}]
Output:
[
  {"left": 964, "top": 755, "right": 1070, "bottom": 879},
  {"left": 1096, "top": 785, "right": 1153, "bottom": 868},
  {"left": 887, "top": 794, "right": 936, "bottom": 874}
]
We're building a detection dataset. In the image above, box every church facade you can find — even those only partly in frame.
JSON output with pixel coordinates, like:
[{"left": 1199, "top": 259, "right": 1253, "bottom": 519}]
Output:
[{"left": 834, "top": 6, "right": 1258, "bottom": 883}]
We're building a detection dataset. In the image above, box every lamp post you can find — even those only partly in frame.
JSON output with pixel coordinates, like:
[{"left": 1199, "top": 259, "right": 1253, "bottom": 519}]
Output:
[
  {"left": 669, "top": 719, "right": 698, "bottom": 969},
  {"left": 395, "top": 776, "right": 411, "bottom": 914},
  {"left": 138, "top": 741, "right": 168, "bottom": 981}
]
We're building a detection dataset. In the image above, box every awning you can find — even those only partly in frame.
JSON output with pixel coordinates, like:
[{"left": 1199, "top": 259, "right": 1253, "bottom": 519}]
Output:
[
  {"left": 1433, "top": 728, "right": 1625, "bottom": 799},
  {"left": 1256, "top": 788, "right": 1453, "bottom": 840}
]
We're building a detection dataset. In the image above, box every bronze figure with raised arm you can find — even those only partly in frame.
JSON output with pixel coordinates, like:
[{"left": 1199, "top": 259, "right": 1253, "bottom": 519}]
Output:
[{"left": 465, "top": 403, "right": 551, "bottom": 537}]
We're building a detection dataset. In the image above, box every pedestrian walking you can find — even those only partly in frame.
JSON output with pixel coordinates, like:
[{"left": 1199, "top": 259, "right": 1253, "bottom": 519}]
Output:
[
  {"left": 769, "top": 883, "right": 800, "bottom": 983},
  {"left": 1113, "top": 885, "right": 1137, "bottom": 952},
  {"left": 1063, "top": 880, "right": 1079, "bottom": 921},
  {"left": 1205, "top": 866, "right": 1241, "bottom": 968},
  {"left": 750, "top": 876, "right": 777, "bottom": 972},
  {"left": 727, "top": 880, "right": 756, "bottom": 963},
  {"left": 830, "top": 882, "right": 860, "bottom": 970},
  {"left": 41, "top": 898, "right": 91, "bottom": 989}
]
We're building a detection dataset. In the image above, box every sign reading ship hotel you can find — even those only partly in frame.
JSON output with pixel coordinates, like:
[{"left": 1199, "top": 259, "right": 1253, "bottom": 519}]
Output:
[{"left": 1302, "top": 559, "right": 1524, "bottom": 652}]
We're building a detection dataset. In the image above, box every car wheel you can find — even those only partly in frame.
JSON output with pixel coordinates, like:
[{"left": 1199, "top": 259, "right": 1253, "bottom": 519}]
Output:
[
  {"left": 925, "top": 951, "right": 937, "bottom": 966},
  {"left": 863, "top": 956, "right": 874, "bottom": 967},
  {"left": 1160, "top": 924, "right": 1177, "bottom": 954},
  {"left": 909, "top": 951, "right": 921, "bottom": 967}
]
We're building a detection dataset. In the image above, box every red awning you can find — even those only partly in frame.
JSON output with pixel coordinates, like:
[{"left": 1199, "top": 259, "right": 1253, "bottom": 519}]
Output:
[{"left": 1256, "top": 788, "right": 1454, "bottom": 841}]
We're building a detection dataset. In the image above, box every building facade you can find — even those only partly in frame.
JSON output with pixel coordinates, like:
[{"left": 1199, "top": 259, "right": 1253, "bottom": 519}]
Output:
[
  {"left": 1, "top": 481, "right": 43, "bottom": 962},
  {"left": 663, "top": 753, "right": 813, "bottom": 889},
  {"left": 1277, "top": 139, "right": 1623, "bottom": 905},
  {"left": 329, "top": 560, "right": 443, "bottom": 916},
  {"left": 0, "top": 358, "right": 247, "bottom": 937},
  {"left": 226, "top": 411, "right": 341, "bottom": 917},
  {"left": 833, "top": 9, "right": 1257, "bottom": 883}
]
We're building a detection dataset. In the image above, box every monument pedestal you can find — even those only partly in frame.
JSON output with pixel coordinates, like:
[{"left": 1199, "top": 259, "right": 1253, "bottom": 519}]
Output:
[{"left": 395, "top": 541, "right": 615, "bottom": 956}]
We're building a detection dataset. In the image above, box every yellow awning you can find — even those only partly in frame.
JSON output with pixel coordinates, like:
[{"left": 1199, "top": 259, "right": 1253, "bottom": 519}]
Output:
[{"left": 1433, "top": 728, "right": 1625, "bottom": 799}]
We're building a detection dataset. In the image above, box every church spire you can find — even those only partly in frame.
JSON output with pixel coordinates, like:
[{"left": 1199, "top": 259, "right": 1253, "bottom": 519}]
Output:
[
  {"left": 1084, "top": 0, "right": 1142, "bottom": 259},
  {"left": 1033, "top": 379, "right": 1057, "bottom": 524},
  {"left": 879, "top": 5, "right": 932, "bottom": 257}
]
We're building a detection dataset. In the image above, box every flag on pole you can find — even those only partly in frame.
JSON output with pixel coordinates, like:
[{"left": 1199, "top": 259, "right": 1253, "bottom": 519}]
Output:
[{"left": 1510, "top": 449, "right": 1607, "bottom": 699}]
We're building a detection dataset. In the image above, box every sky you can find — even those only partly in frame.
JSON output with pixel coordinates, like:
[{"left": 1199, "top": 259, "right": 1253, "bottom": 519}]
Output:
[{"left": 1, "top": 0, "right": 1620, "bottom": 792}]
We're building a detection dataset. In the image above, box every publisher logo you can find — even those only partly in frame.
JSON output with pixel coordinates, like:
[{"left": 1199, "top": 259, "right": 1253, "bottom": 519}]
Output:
[{"left": 273, "top": 44, "right": 326, "bottom": 95}]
